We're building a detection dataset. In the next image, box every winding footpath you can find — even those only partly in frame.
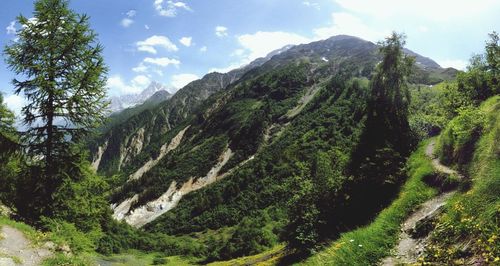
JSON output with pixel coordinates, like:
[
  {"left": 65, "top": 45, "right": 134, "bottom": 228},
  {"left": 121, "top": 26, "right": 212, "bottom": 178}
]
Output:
[
  {"left": 0, "top": 225, "right": 52, "bottom": 266},
  {"left": 380, "top": 140, "right": 463, "bottom": 265}
]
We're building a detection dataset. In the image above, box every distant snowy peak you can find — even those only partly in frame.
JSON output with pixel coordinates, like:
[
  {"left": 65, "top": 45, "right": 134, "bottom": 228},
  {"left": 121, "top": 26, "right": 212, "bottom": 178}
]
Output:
[{"left": 109, "top": 81, "right": 172, "bottom": 113}]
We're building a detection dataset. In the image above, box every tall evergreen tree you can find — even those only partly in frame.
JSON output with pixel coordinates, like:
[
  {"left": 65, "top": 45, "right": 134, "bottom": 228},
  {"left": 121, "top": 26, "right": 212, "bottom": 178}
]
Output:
[
  {"left": 4, "top": 0, "right": 107, "bottom": 177},
  {"left": 350, "top": 32, "right": 414, "bottom": 177},
  {"left": 344, "top": 33, "right": 414, "bottom": 223},
  {"left": 4, "top": 0, "right": 108, "bottom": 218}
]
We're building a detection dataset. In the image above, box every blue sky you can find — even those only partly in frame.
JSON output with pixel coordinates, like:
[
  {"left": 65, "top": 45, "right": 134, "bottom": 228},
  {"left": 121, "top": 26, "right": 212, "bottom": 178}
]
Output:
[{"left": 1, "top": 0, "right": 499, "bottom": 115}]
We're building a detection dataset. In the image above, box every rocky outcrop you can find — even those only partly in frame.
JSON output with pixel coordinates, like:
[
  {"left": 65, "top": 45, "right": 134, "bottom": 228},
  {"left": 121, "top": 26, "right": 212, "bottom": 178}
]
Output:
[
  {"left": 113, "top": 148, "right": 235, "bottom": 228},
  {"left": 119, "top": 127, "right": 146, "bottom": 170},
  {"left": 128, "top": 126, "right": 190, "bottom": 182},
  {"left": 286, "top": 84, "right": 322, "bottom": 119},
  {"left": 91, "top": 141, "right": 108, "bottom": 171}
]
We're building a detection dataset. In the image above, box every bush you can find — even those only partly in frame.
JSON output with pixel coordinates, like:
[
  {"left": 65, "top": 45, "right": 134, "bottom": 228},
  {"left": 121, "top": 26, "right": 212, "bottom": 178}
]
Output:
[
  {"left": 41, "top": 218, "right": 95, "bottom": 253},
  {"left": 436, "top": 107, "right": 486, "bottom": 166}
]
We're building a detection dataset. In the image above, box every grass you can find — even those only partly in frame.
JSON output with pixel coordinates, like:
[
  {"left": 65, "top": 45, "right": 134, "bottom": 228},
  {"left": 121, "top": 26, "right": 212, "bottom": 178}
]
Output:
[
  {"left": 207, "top": 244, "right": 285, "bottom": 266},
  {"left": 94, "top": 250, "right": 197, "bottom": 266},
  {"left": 300, "top": 139, "right": 438, "bottom": 265},
  {"left": 421, "top": 95, "right": 500, "bottom": 264}
]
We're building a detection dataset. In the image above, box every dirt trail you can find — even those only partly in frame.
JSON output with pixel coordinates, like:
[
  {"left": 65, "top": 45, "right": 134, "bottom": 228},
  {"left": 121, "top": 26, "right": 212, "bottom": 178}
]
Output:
[
  {"left": 380, "top": 140, "right": 460, "bottom": 265},
  {"left": 0, "top": 225, "right": 52, "bottom": 266}
]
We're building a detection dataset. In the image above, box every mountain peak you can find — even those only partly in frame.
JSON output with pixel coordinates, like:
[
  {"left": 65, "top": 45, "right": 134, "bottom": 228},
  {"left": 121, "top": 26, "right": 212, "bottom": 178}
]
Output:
[{"left": 109, "top": 81, "right": 172, "bottom": 113}]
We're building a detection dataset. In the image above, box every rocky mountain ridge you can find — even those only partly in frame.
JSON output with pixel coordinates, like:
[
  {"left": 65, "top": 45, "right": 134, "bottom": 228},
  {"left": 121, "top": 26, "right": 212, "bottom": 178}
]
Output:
[{"left": 108, "top": 81, "right": 172, "bottom": 113}]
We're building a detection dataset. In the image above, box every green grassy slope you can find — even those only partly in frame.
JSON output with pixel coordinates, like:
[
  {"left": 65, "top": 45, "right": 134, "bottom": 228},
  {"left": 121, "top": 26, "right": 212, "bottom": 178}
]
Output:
[{"left": 422, "top": 95, "right": 500, "bottom": 264}]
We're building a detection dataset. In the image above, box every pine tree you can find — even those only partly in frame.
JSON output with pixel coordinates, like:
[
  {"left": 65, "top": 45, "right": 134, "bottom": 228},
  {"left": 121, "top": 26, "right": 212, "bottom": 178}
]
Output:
[{"left": 4, "top": 0, "right": 108, "bottom": 218}]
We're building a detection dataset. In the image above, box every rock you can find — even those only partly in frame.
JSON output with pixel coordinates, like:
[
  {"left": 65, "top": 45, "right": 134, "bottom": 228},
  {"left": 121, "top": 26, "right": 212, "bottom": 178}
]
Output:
[
  {"left": 57, "top": 244, "right": 72, "bottom": 255},
  {"left": 43, "top": 241, "right": 56, "bottom": 250},
  {"left": 407, "top": 204, "right": 444, "bottom": 239},
  {"left": 0, "top": 257, "right": 16, "bottom": 266}
]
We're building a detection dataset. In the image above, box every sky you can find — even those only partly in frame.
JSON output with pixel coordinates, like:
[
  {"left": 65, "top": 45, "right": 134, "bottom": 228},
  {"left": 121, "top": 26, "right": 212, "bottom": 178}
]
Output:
[{"left": 0, "top": 0, "right": 499, "bottom": 116}]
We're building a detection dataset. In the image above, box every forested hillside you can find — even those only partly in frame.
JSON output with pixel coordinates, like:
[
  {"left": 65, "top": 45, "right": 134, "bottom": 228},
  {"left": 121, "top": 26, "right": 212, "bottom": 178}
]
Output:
[{"left": 0, "top": 0, "right": 497, "bottom": 265}]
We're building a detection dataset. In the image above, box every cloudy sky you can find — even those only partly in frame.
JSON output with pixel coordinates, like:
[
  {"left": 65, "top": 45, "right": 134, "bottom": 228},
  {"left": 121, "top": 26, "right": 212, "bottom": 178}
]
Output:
[{"left": 1, "top": 0, "right": 499, "bottom": 115}]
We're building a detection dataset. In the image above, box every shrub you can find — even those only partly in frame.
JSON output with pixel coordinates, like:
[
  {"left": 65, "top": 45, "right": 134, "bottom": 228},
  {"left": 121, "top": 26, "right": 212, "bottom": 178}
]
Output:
[
  {"left": 41, "top": 218, "right": 95, "bottom": 253},
  {"left": 436, "top": 106, "right": 486, "bottom": 166}
]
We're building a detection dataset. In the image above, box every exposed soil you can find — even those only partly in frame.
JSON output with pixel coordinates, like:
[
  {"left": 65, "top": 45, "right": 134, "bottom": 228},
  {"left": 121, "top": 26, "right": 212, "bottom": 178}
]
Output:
[
  {"left": 0, "top": 225, "right": 52, "bottom": 266},
  {"left": 380, "top": 140, "right": 461, "bottom": 265}
]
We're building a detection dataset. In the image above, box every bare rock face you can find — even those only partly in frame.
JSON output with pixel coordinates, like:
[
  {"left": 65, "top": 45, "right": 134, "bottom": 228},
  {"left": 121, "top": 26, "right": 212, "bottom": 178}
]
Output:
[
  {"left": 113, "top": 148, "right": 236, "bottom": 228},
  {"left": 120, "top": 127, "right": 146, "bottom": 168},
  {"left": 407, "top": 204, "right": 445, "bottom": 239},
  {"left": 128, "top": 126, "right": 190, "bottom": 182},
  {"left": 91, "top": 141, "right": 108, "bottom": 171}
]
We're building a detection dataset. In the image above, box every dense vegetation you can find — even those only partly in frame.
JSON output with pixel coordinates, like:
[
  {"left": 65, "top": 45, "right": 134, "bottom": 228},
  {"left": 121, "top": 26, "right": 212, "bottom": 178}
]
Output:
[
  {"left": 419, "top": 33, "right": 499, "bottom": 264},
  {"left": 1, "top": 1, "right": 496, "bottom": 264},
  {"left": 304, "top": 139, "right": 438, "bottom": 265},
  {"left": 300, "top": 32, "right": 499, "bottom": 266}
]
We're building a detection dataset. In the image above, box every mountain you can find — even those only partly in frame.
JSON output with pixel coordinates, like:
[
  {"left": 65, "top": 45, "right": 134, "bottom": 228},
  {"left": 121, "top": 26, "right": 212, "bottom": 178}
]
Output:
[
  {"left": 91, "top": 35, "right": 457, "bottom": 228},
  {"left": 84, "top": 35, "right": 464, "bottom": 262},
  {"left": 108, "top": 81, "right": 172, "bottom": 113},
  {"left": 88, "top": 45, "right": 292, "bottom": 177}
]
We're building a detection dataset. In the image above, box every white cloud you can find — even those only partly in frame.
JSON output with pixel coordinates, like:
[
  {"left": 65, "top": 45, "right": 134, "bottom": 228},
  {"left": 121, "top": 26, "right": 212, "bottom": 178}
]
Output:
[
  {"left": 126, "top": 9, "right": 137, "bottom": 18},
  {"left": 303, "top": 1, "right": 320, "bottom": 9},
  {"left": 107, "top": 75, "right": 152, "bottom": 95},
  {"left": 231, "top": 49, "right": 245, "bottom": 57},
  {"left": 4, "top": 94, "right": 25, "bottom": 116},
  {"left": 107, "top": 75, "right": 136, "bottom": 94},
  {"left": 132, "top": 63, "right": 148, "bottom": 73},
  {"left": 199, "top": 46, "right": 208, "bottom": 52},
  {"left": 143, "top": 57, "right": 180, "bottom": 67},
  {"left": 120, "top": 9, "right": 136, "bottom": 28},
  {"left": 334, "top": 0, "right": 499, "bottom": 22},
  {"left": 437, "top": 59, "right": 468, "bottom": 70},
  {"left": 211, "top": 31, "right": 310, "bottom": 73},
  {"left": 137, "top": 45, "right": 157, "bottom": 54},
  {"left": 170, "top": 73, "right": 199, "bottom": 89},
  {"left": 121, "top": 18, "right": 134, "bottom": 28},
  {"left": 6, "top": 21, "right": 16, "bottom": 35},
  {"left": 154, "top": 0, "right": 192, "bottom": 17},
  {"left": 132, "top": 56, "right": 180, "bottom": 74},
  {"left": 131, "top": 75, "right": 151, "bottom": 88},
  {"left": 136, "top": 35, "right": 178, "bottom": 54},
  {"left": 209, "top": 63, "right": 242, "bottom": 74},
  {"left": 215, "top": 26, "right": 228, "bottom": 38},
  {"left": 237, "top": 31, "right": 310, "bottom": 62},
  {"left": 179, "top": 36, "right": 192, "bottom": 47},
  {"left": 418, "top": 26, "right": 429, "bottom": 33},
  {"left": 313, "top": 12, "right": 387, "bottom": 42}
]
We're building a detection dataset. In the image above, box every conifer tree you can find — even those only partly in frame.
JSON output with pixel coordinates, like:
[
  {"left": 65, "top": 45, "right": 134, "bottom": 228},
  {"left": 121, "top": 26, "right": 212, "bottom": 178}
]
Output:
[
  {"left": 4, "top": 0, "right": 108, "bottom": 218},
  {"left": 350, "top": 32, "right": 414, "bottom": 179},
  {"left": 4, "top": 0, "right": 107, "bottom": 178}
]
